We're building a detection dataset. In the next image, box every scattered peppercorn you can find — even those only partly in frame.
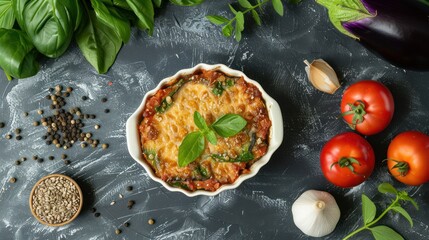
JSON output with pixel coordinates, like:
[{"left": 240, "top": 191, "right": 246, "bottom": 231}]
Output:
[
  {"left": 124, "top": 222, "right": 130, "bottom": 227},
  {"left": 127, "top": 200, "right": 135, "bottom": 209},
  {"left": 102, "top": 143, "right": 109, "bottom": 149},
  {"left": 38, "top": 158, "right": 44, "bottom": 163},
  {"left": 37, "top": 109, "right": 44, "bottom": 115},
  {"left": 64, "top": 160, "right": 71, "bottom": 165},
  {"left": 16, "top": 135, "right": 22, "bottom": 141},
  {"left": 115, "top": 229, "right": 122, "bottom": 235},
  {"left": 61, "top": 154, "right": 67, "bottom": 159},
  {"left": 23, "top": 112, "right": 29, "bottom": 117},
  {"left": 0, "top": 122, "right": 5, "bottom": 128},
  {"left": 126, "top": 186, "right": 133, "bottom": 192},
  {"left": 48, "top": 156, "right": 55, "bottom": 160},
  {"left": 95, "top": 125, "right": 100, "bottom": 130},
  {"left": 21, "top": 157, "right": 27, "bottom": 161},
  {"left": 94, "top": 212, "right": 100, "bottom": 217},
  {"left": 15, "top": 160, "right": 21, "bottom": 165},
  {"left": 55, "top": 85, "right": 62, "bottom": 92},
  {"left": 5, "top": 134, "right": 12, "bottom": 139},
  {"left": 14, "top": 128, "right": 21, "bottom": 134},
  {"left": 101, "top": 97, "right": 107, "bottom": 103},
  {"left": 104, "top": 109, "right": 110, "bottom": 113},
  {"left": 33, "top": 121, "right": 40, "bottom": 126},
  {"left": 9, "top": 177, "right": 16, "bottom": 183},
  {"left": 32, "top": 155, "right": 38, "bottom": 160},
  {"left": 148, "top": 218, "right": 155, "bottom": 225},
  {"left": 91, "top": 208, "right": 97, "bottom": 213},
  {"left": 82, "top": 96, "right": 88, "bottom": 101},
  {"left": 66, "top": 87, "right": 73, "bottom": 92}
]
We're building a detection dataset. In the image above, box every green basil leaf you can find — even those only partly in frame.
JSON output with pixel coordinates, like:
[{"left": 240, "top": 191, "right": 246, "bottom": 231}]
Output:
[
  {"left": 14, "top": 0, "right": 82, "bottom": 58},
  {"left": 101, "top": 0, "right": 132, "bottom": 10},
  {"left": 235, "top": 11, "right": 245, "bottom": 31},
  {"left": 75, "top": 9, "right": 122, "bottom": 74},
  {"left": 362, "top": 194, "right": 376, "bottom": 225},
  {"left": 91, "top": 0, "right": 131, "bottom": 43},
  {"left": 212, "top": 114, "right": 247, "bottom": 137},
  {"left": 206, "top": 15, "right": 229, "bottom": 25},
  {"left": 234, "top": 11, "right": 244, "bottom": 42},
  {"left": 0, "top": 28, "right": 39, "bottom": 79},
  {"left": 0, "top": 0, "right": 14, "bottom": 29},
  {"left": 238, "top": 0, "right": 252, "bottom": 9},
  {"left": 222, "top": 23, "right": 233, "bottom": 37},
  {"left": 228, "top": 4, "right": 237, "bottom": 14},
  {"left": 205, "top": 130, "right": 217, "bottom": 145},
  {"left": 315, "top": 0, "right": 375, "bottom": 39},
  {"left": 126, "top": 0, "right": 154, "bottom": 35},
  {"left": 169, "top": 0, "right": 205, "bottom": 6},
  {"left": 272, "top": 0, "right": 284, "bottom": 16},
  {"left": 251, "top": 10, "right": 261, "bottom": 26},
  {"left": 370, "top": 225, "right": 404, "bottom": 240},
  {"left": 378, "top": 183, "right": 398, "bottom": 195},
  {"left": 194, "top": 111, "right": 209, "bottom": 131},
  {"left": 392, "top": 206, "right": 413, "bottom": 227},
  {"left": 178, "top": 131, "right": 205, "bottom": 167},
  {"left": 152, "top": 0, "right": 163, "bottom": 8}
]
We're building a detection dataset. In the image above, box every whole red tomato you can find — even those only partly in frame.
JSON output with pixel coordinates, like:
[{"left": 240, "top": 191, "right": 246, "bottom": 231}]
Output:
[
  {"left": 387, "top": 131, "right": 429, "bottom": 186},
  {"left": 320, "top": 132, "right": 375, "bottom": 188},
  {"left": 341, "top": 80, "right": 394, "bottom": 136}
]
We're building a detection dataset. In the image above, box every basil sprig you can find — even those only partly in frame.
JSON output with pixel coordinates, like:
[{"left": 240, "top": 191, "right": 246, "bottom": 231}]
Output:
[
  {"left": 206, "top": 0, "right": 299, "bottom": 41},
  {"left": 343, "top": 183, "right": 419, "bottom": 240},
  {"left": 178, "top": 111, "right": 247, "bottom": 167}
]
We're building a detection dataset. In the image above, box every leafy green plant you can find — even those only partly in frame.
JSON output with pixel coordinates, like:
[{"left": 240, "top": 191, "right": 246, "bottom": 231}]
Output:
[
  {"left": 0, "top": 0, "right": 192, "bottom": 79},
  {"left": 178, "top": 111, "right": 247, "bottom": 167},
  {"left": 0, "top": 0, "right": 301, "bottom": 80},
  {"left": 0, "top": 0, "right": 15, "bottom": 29},
  {"left": 0, "top": 28, "right": 39, "bottom": 80},
  {"left": 206, "top": 0, "right": 287, "bottom": 41},
  {"left": 170, "top": 0, "right": 205, "bottom": 6},
  {"left": 343, "top": 183, "right": 419, "bottom": 240},
  {"left": 75, "top": 3, "right": 122, "bottom": 74},
  {"left": 14, "top": 0, "right": 83, "bottom": 58}
]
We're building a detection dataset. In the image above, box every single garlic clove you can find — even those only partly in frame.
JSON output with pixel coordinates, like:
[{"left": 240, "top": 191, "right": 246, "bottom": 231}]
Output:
[{"left": 304, "top": 59, "right": 341, "bottom": 94}]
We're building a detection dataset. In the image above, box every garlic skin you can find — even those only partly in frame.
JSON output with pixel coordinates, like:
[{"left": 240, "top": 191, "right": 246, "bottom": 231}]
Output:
[
  {"left": 292, "top": 190, "right": 341, "bottom": 237},
  {"left": 304, "top": 59, "right": 340, "bottom": 94}
]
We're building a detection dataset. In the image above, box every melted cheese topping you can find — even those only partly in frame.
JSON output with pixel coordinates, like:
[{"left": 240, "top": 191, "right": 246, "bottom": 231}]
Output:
[{"left": 140, "top": 70, "right": 271, "bottom": 192}]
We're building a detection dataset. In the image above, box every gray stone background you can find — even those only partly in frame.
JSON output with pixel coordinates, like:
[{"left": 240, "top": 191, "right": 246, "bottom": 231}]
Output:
[{"left": 0, "top": 1, "right": 428, "bottom": 239}]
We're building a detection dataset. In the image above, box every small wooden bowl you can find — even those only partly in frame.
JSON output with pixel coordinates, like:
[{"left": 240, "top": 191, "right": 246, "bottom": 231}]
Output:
[{"left": 29, "top": 174, "right": 83, "bottom": 227}]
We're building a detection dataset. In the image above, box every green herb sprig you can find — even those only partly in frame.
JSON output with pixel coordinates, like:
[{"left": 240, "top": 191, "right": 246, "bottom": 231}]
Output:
[
  {"left": 178, "top": 111, "right": 247, "bottom": 167},
  {"left": 343, "top": 183, "right": 419, "bottom": 240},
  {"left": 206, "top": 0, "right": 291, "bottom": 41}
]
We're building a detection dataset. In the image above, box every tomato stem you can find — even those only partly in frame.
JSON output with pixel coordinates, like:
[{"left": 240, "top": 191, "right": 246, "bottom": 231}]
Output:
[
  {"left": 385, "top": 158, "right": 410, "bottom": 177},
  {"left": 331, "top": 157, "right": 362, "bottom": 175},
  {"left": 341, "top": 100, "right": 367, "bottom": 130}
]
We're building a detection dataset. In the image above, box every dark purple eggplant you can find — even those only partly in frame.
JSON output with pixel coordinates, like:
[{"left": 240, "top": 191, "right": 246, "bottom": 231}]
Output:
[{"left": 317, "top": 0, "right": 429, "bottom": 71}]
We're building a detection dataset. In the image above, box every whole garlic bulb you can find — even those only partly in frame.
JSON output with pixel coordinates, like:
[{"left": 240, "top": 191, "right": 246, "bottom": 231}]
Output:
[
  {"left": 292, "top": 190, "right": 341, "bottom": 237},
  {"left": 304, "top": 59, "right": 341, "bottom": 94}
]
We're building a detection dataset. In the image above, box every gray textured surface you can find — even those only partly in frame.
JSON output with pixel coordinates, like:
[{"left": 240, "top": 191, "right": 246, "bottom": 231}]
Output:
[{"left": 1, "top": 1, "right": 429, "bottom": 239}]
